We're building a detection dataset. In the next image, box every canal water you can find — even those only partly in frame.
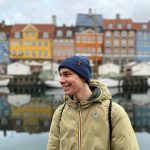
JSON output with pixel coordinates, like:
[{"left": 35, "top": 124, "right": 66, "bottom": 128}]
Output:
[{"left": 0, "top": 86, "right": 150, "bottom": 150}]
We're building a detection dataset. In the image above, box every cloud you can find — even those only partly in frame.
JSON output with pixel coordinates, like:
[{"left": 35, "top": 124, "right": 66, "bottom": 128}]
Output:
[{"left": 0, "top": 0, "right": 150, "bottom": 25}]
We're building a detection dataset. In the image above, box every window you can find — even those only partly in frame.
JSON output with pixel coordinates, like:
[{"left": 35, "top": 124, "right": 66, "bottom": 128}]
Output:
[
  {"left": 25, "top": 50, "right": 29, "bottom": 56},
  {"left": 56, "top": 30, "right": 63, "bottom": 37},
  {"left": 121, "top": 31, "right": 127, "bottom": 37},
  {"left": 32, "top": 31, "right": 36, "bottom": 36},
  {"left": 105, "top": 40, "right": 111, "bottom": 47},
  {"left": 0, "top": 32, "right": 6, "bottom": 40},
  {"left": 142, "top": 24, "right": 147, "bottom": 30},
  {"left": 32, "top": 50, "right": 36, "bottom": 56},
  {"left": 44, "top": 50, "right": 48, "bottom": 56},
  {"left": 79, "top": 27, "right": 84, "bottom": 32},
  {"left": 121, "top": 39, "right": 127, "bottom": 47},
  {"left": 105, "top": 31, "right": 111, "bottom": 37},
  {"left": 113, "top": 39, "right": 120, "bottom": 47},
  {"left": 128, "top": 40, "right": 134, "bottom": 47},
  {"left": 25, "top": 32, "right": 29, "bottom": 37},
  {"left": 108, "top": 24, "right": 113, "bottom": 29},
  {"left": 117, "top": 23, "right": 122, "bottom": 29},
  {"left": 127, "top": 23, "right": 132, "bottom": 29},
  {"left": 66, "top": 30, "right": 72, "bottom": 37},
  {"left": 38, "top": 50, "right": 42, "bottom": 56},
  {"left": 129, "top": 31, "right": 135, "bottom": 37},
  {"left": 14, "top": 32, "right": 21, "bottom": 38},
  {"left": 19, "top": 41, "right": 23, "bottom": 46},
  {"left": 43, "top": 32, "right": 49, "bottom": 38},
  {"left": 113, "top": 31, "right": 120, "bottom": 37},
  {"left": 105, "top": 48, "right": 111, "bottom": 55}
]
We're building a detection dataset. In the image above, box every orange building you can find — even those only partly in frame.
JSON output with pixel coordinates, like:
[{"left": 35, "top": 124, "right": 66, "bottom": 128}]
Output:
[{"left": 75, "top": 9, "right": 104, "bottom": 64}]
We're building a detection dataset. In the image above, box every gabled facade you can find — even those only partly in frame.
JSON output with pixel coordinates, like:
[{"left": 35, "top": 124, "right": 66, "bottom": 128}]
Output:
[
  {"left": 103, "top": 14, "right": 136, "bottom": 68},
  {"left": 0, "top": 20, "right": 12, "bottom": 64},
  {"left": 135, "top": 22, "right": 150, "bottom": 62},
  {"left": 7, "top": 61, "right": 31, "bottom": 75},
  {"left": 53, "top": 25, "right": 75, "bottom": 61},
  {"left": 9, "top": 24, "right": 55, "bottom": 61},
  {"left": 75, "top": 9, "right": 104, "bottom": 64}
]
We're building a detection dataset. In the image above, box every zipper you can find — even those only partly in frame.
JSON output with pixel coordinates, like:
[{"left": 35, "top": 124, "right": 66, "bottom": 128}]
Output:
[{"left": 77, "top": 102, "right": 82, "bottom": 150}]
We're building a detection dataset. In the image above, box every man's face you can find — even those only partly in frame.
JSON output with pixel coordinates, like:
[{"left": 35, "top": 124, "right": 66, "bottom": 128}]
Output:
[{"left": 59, "top": 68, "right": 84, "bottom": 96}]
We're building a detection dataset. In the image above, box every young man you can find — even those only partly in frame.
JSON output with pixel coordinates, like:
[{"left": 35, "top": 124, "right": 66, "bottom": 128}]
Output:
[{"left": 47, "top": 55, "right": 139, "bottom": 150}]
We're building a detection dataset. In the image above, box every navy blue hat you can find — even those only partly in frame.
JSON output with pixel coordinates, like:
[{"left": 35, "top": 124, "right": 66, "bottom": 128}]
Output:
[{"left": 58, "top": 55, "right": 92, "bottom": 84}]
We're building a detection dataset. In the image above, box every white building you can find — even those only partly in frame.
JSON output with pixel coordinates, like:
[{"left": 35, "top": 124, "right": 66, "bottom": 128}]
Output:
[
  {"left": 7, "top": 62, "right": 31, "bottom": 75},
  {"left": 98, "top": 63, "right": 120, "bottom": 76},
  {"left": 130, "top": 62, "right": 150, "bottom": 76}
]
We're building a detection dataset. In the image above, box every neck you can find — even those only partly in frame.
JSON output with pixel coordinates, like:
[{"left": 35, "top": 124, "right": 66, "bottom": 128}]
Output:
[{"left": 73, "top": 84, "right": 92, "bottom": 102}]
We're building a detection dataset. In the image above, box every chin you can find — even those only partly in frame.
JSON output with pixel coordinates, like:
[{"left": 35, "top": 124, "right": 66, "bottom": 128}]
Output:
[{"left": 64, "top": 91, "right": 73, "bottom": 96}]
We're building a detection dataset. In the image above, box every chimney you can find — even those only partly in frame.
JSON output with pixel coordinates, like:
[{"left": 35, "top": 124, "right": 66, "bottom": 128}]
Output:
[
  {"left": 116, "top": 14, "right": 120, "bottom": 19},
  {"left": 1, "top": 20, "right": 5, "bottom": 28},
  {"left": 89, "top": 8, "right": 92, "bottom": 15},
  {"left": 52, "top": 15, "right": 56, "bottom": 25}
]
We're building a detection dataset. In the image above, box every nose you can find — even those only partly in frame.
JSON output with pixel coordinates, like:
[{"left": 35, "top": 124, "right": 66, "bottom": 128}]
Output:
[{"left": 59, "top": 76, "right": 65, "bottom": 84}]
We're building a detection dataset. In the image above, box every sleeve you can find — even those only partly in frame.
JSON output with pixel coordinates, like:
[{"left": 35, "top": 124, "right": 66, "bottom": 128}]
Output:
[
  {"left": 47, "top": 105, "right": 63, "bottom": 150},
  {"left": 111, "top": 103, "right": 140, "bottom": 150}
]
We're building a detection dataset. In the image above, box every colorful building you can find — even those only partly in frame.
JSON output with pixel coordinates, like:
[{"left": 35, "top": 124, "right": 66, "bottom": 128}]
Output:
[
  {"left": 103, "top": 14, "right": 136, "bottom": 68},
  {"left": 75, "top": 9, "right": 104, "bottom": 64},
  {"left": 52, "top": 25, "right": 75, "bottom": 61},
  {"left": 0, "top": 20, "right": 12, "bottom": 64},
  {"left": 135, "top": 22, "right": 150, "bottom": 62},
  {"left": 9, "top": 23, "right": 55, "bottom": 62}
]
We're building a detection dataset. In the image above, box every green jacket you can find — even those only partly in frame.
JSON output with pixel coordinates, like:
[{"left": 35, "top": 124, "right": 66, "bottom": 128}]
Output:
[{"left": 47, "top": 80, "right": 139, "bottom": 150}]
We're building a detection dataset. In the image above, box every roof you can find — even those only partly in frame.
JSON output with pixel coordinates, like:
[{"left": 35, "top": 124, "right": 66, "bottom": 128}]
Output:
[
  {"left": 76, "top": 13, "right": 103, "bottom": 27},
  {"left": 0, "top": 23, "right": 12, "bottom": 38},
  {"left": 55, "top": 25, "right": 75, "bottom": 38},
  {"left": 11, "top": 24, "right": 55, "bottom": 32},
  {"left": 10, "top": 23, "right": 56, "bottom": 38},
  {"left": 104, "top": 19, "right": 134, "bottom": 30}
]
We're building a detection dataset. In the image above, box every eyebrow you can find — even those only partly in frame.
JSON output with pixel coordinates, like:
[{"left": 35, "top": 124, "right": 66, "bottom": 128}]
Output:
[{"left": 60, "top": 70, "right": 73, "bottom": 75}]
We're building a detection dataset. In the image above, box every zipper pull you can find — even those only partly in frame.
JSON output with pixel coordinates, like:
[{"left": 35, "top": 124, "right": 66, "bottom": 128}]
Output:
[{"left": 77, "top": 101, "right": 81, "bottom": 109}]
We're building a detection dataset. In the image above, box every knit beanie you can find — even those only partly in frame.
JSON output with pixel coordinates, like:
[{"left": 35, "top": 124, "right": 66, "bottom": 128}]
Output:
[{"left": 58, "top": 55, "right": 92, "bottom": 84}]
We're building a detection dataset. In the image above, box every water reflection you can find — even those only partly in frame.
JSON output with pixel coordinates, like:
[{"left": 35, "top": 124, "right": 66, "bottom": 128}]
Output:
[
  {"left": 0, "top": 86, "right": 63, "bottom": 137},
  {"left": 0, "top": 86, "right": 150, "bottom": 149},
  {"left": 0, "top": 86, "right": 150, "bottom": 134}
]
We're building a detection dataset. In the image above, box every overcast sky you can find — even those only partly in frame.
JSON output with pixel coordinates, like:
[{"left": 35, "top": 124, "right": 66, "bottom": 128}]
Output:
[{"left": 0, "top": 0, "right": 150, "bottom": 25}]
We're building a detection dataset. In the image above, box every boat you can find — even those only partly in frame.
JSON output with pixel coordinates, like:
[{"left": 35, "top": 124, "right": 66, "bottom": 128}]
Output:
[
  {"left": 41, "top": 69, "right": 62, "bottom": 88},
  {"left": 0, "top": 87, "right": 10, "bottom": 94},
  {"left": 98, "top": 77, "right": 122, "bottom": 88},
  {"left": 44, "top": 80, "right": 61, "bottom": 88},
  {"left": 147, "top": 78, "right": 150, "bottom": 87},
  {"left": 0, "top": 75, "right": 11, "bottom": 86}
]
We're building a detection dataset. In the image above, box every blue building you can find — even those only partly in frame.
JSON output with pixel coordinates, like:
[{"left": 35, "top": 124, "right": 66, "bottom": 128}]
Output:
[
  {"left": 136, "top": 23, "right": 150, "bottom": 62},
  {"left": 0, "top": 21, "right": 12, "bottom": 64}
]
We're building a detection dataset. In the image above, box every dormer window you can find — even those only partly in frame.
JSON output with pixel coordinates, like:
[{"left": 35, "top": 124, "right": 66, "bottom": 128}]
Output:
[
  {"left": 14, "top": 32, "right": 21, "bottom": 38},
  {"left": 127, "top": 23, "right": 132, "bottom": 29},
  {"left": 0, "top": 32, "right": 6, "bottom": 40},
  {"left": 43, "top": 32, "right": 49, "bottom": 38},
  {"left": 66, "top": 30, "right": 72, "bottom": 37},
  {"left": 108, "top": 24, "right": 113, "bottom": 29},
  {"left": 117, "top": 23, "right": 122, "bottom": 29},
  {"left": 142, "top": 24, "right": 147, "bottom": 30},
  {"left": 79, "top": 27, "right": 84, "bottom": 32},
  {"left": 56, "top": 30, "right": 63, "bottom": 37}
]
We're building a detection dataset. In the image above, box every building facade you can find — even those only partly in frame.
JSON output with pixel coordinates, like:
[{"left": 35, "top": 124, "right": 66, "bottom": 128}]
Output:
[
  {"left": 52, "top": 25, "right": 75, "bottom": 61},
  {"left": 136, "top": 22, "right": 150, "bottom": 62},
  {"left": 103, "top": 14, "right": 136, "bottom": 69},
  {"left": 9, "top": 24, "right": 55, "bottom": 62}
]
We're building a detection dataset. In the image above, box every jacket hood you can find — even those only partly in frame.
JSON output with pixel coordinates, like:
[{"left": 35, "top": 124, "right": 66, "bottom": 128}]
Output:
[{"left": 64, "top": 79, "right": 112, "bottom": 109}]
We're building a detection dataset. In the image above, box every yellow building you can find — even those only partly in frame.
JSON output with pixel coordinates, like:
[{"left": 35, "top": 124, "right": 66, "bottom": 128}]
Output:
[{"left": 10, "top": 24, "right": 55, "bottom": 61}]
